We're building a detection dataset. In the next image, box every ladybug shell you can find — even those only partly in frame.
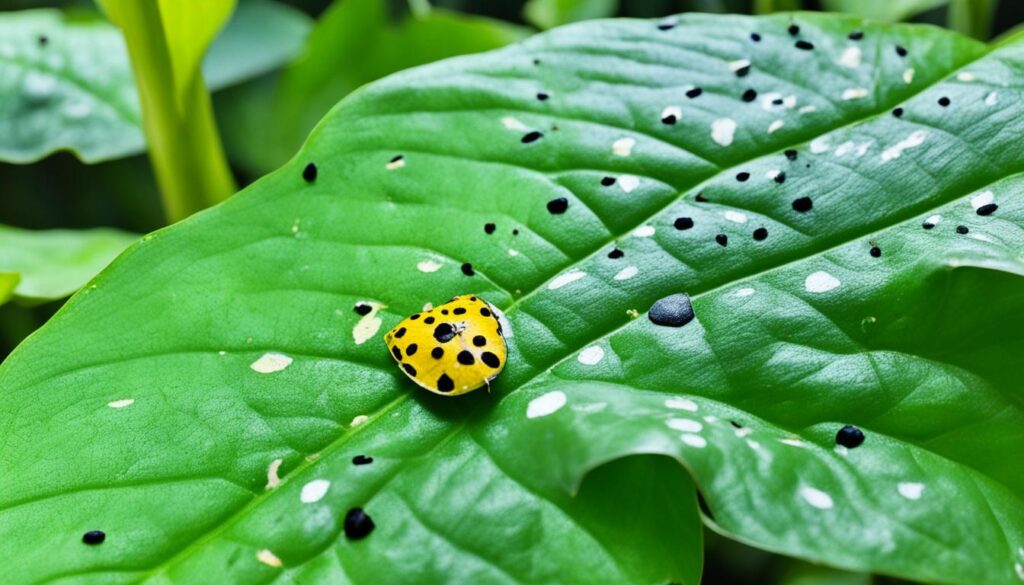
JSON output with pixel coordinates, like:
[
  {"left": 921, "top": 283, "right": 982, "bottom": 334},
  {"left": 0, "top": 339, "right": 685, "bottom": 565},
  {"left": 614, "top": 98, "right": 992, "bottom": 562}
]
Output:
[{"left": 384, "top": 295, "right": 506, "bottom": 396}]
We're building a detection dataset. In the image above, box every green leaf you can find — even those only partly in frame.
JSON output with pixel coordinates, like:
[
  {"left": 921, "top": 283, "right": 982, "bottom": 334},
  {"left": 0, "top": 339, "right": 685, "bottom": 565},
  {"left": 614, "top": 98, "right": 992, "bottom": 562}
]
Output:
[
  {"left": 0, "top": 2, "right": 311, "bottom": 164},
  {"left": 0, "top": 225, "right": 139, "bottom": 303},
  {"left": 523, "top": 0, "right": 618, "bottom": 30},
  {"left": 219, "top": 0, "right": 530, "bottom": 175},
  {"left": 820, "top": 0, "right": 950, "bottom": 22},
  {"left": 3, "top": 11, "right": 1024, "bottom": 585},
  {"left": 0, "top": 273, "right": 18, "bottom": 306}
]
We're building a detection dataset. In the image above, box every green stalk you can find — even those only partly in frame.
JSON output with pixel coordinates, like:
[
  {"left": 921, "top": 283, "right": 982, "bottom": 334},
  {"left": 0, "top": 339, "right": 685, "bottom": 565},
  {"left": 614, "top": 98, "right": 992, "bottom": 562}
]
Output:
[{"left": 110, "top": 2, "right": 235, "bottom": 223}]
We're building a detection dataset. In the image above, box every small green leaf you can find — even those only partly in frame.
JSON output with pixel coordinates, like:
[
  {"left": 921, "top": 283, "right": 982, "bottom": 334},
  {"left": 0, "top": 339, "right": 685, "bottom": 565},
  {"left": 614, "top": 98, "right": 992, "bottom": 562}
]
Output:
[
  {"left": 0, "top": 3, "right": 311, "bottom": 164},
  {"left": 0, "top": 272, "right": 18, "bottom": 306},
  {"left": 820, "top": 0, "right": 950, "bottom": 22},
  {"left": 0, "top": 225, "right": 138, "bottom": 303},
  {"left": 523, "top": 0, "right": 618, "bottom": 29},
  {"left": 3, "top": 12, "right": 1024, "bottom": 585}
]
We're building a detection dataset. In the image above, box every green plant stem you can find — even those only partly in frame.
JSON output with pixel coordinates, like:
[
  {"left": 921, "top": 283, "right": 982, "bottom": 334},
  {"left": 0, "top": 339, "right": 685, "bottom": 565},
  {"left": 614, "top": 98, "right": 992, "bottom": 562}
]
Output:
[
  {"left": 112, "top": 2, "right": 235, "bottom": 223},
  {"left": 949, "top": 0, "right": 998, "bottom": 40}
]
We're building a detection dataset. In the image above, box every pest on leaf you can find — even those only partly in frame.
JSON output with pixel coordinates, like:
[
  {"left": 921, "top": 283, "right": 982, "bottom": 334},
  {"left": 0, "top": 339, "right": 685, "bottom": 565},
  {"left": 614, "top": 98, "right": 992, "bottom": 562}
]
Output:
[{"left": 384, "top": 295, "right": 507, "bottom": 396}]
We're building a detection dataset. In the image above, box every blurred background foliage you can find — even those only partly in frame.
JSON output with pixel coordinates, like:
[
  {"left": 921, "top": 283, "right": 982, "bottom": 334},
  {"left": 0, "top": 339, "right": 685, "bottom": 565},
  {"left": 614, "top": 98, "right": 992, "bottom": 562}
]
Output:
[{"left": 1, "top": 0, "right": 1020, "bottom": 582}]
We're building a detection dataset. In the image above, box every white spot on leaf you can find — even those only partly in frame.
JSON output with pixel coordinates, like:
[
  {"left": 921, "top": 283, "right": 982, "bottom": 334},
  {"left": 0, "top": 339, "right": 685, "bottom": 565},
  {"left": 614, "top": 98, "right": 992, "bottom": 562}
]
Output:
[
  {"left": 251, "top": 353, "right": 293, "bottom": 374},
  {"left": 612, "top": 137, "right": 636, "bottom": 156},
  {"left": 661, "top": 105, "right": 681, "bottom": 121},
  {"left": 667, "top": 418, "right": 703, "bottom": 432},
  {"left": 632, "top": 225, "right": 655, "bottom": 238},
  {"left": 266, "top": 459, "right": 283, "bottom": 490},
  {"left": 665, "top": 397, "right": 698, "bottom": 412},
  {"left": 724, "top": 211, "right": 747, "bottom": 223},
  {"left": 300, "top": 479, "right": 330, "bottom": 503},
  {"left": 548, "top": 269, "right": 586, "bottom": 290},
  {"left": 768, "top": 119, "right": 784, "bottom": 134},
  {"left": 837, "top": 46, "right": 861, "bottom": 69},
  {"left": 502, "top": 117, "right": 528, "bottom": 131},
  {"left": 809, "top": 137, "right": 830, "bottom": 154},
  {"left": 107, "top": 399, "right": 134, "bottom": 409},
  {"left": 417, "top": 260, "right": 442, "bottom": 273},
  {"left": 805, "top": 271, "right": 841, "bottom": 293},
  {"left": 385, "top": 157, "right": 405, "bottom": 171},
  {"left": 681, "top": 434, "right": 707, "bottom": 448},
  {"left": 986, "top": 91, "right": 998, "bottom": 106},
  {"left": 711, "top": 118, "right": 736, "bottom": 146},
  {"left": 728, "top": 59, "right": 750, "bottom": 73},
  {"left": 619, "top": 175, "right": 640, "bottom": 193},
  {"left": 350, "top": 415, "right": 369, "bottom": 427},
  {"left": 841, "top": 88, "right": 869, "bottom": 101},
  {"left": 881, "top": 131, "right": 927, "bottom": 162},
  {"left": 799, "top": 105, "right": 817, "bottom": 114},
  {"left": 614, "top": 265, "right": 639, "bottom": 281},
  {"left": 957, "top": 71, "right": 976, "bottom": 82},
  {"left": 257, "top": 549, "right": 283, "bottom": 568},
  {"left": 800, "top": 486, "right": 834, "bottom": 509},
  {"left": 902, "top": 68, "right": 915, "bottom": 84},
  {"left": 897, "top": 482, "right": 925, "bottom": 500},
  {"left": 735, "top": 288, "right": 755, "bottom": 297},
  {"left": 578, "top": 346, "right": 605, "bottom": 365},
  {"left": 971, "top": 190, "right": 994, "bottom": 210},
  {"left": 925, "top": 214, "right": 942, "bottom": 226},
  {"left": 527, "top": 391, "right": 567, "bottom": 418},
  {"left": 352, "top": 302, "right": 385, "bottom": 345}
]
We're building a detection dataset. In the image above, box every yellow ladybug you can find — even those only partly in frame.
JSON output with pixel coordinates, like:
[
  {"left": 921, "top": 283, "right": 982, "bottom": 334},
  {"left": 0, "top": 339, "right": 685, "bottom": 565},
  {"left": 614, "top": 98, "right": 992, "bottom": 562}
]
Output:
[{"left": 384, "top": 295, "right": 507, "bottom": 395}]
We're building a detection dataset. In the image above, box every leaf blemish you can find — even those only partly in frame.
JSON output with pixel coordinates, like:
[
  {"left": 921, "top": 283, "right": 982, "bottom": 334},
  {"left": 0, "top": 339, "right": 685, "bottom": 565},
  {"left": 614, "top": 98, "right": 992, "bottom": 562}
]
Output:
[{"left": 250, "top": 352, "right": 293, "bottom": 374}]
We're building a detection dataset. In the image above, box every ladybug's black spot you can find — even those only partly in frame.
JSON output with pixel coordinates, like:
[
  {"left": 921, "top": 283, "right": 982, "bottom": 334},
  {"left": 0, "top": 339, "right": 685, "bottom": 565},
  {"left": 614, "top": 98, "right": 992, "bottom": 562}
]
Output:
[
  {"left": 792, "top": 197, "right": 813, "bottom": 213},
  {"left": 715, "top": 234, "right": 728, "bottom": 247},
  {"left": 522, "top": 131, "right": 543, "bottom": 143},
  {"left": 648, "top": 293, "right": 695, "bottom": 328},
  {"left": 405, "top": 343, "right": 418, "bottom": 356},
  {"left": 674, "top": 217, "right": 694, "bottom": 230},
  {"left": 870, "top": 246, "right": 882, "bottom": 258},
  {"left": 895, "top": 45, "right": 907, "bottom": 57},
  {"left": 836, "top": 425, "right": 866, "bottom": 448},
  {"left": 750, "top": 32, "right": 762, "bottom": 42},
  {"left": 441, "top": 309, "right": 449, "bottom": 315},
  {"left": 461, "top": 263, "right": 474, "bottom": 276},
  {"left": 433, "top": 323, "right": 456, "bottom": 343},
  {"left": 402, "top": 363, "right": 417, "bottom": 377},
  {"left": 484, "top": 223, "right": 496, "bottom": 234},
  {"left": 736, "top": 172, "right": 750, "bottom": 182},
  {"left": 753, "top": 227, "right": 768, "bottom": 241},
  {"left": 473, "top": 335, "right": 487, "bottom": 347},
  {"left": 82, "top": 530, "right": 105, "bottom": 545},
  {"left": 352, "top": 455, "right": 373, "bottom": 465},
  {"left": 470, "top": 296, "right": 477, "bottom": 301},
  {"left": 601, "top": 176, "right": 616, "bottom": 186},
  {"left": 431, "top": 347, "right": 444, "bottom": 359},
  {"left": 453, "top": 307, "right": 466, "bottom": 315},
  {"left": 537, "top": 92, "right": 549, "bottom": 101},
  {"left": 892, "top": 107, "right": 904, "bottom": 118},
  {"left": 608, "top": 248, "right": 624, "bottom": 259},
  {"left": 686, "top": 87, "right": 703, "bottom": 99},
  {"left": 795, "top": 40, "right": 814, "bottom": 50},
  {"left": 785, "top": 149, "right": 798, "bottom": 161},
  {"left": 742, "top": 89, "right": 757, "bottom": 102},
  {"left": 391, "top": 346, "right": 402, "bottom": 360},
  {"left": 302, "top": 163, "right": 317, "bottom": 182},
  {"left": 457, "top": 351, "right": 475, "bottom": 365},
  {"left": 849, "top": 30, "right": 864, "bottom": 40},
  {"left": 424, "top": 316, "right": 435, "bottom": 324},
  {"left": 354, "top": 303, "right": 371, "bottom": 316},
  {"left": 437, "top": 373, "right": 455, "bottom": 392},
  {"left": 977, "top": 203, "right": 998, "bottom": 216},
  {"left": 547, "top": 197, "right": 569, "bottom": 214},
  {"left": 788, "top": 24, "right": 800, "bottom": 36},
  {"left": 480, "top": 307, "right": 492, "bottom": 317},
  {"left": 481, "top": 352, "right": 501, "bottom": 368},
  {"left": 394, "top": 327, "right": 406, "bottom": 339},
  {"left": 409, "top": 314, "right": 420, "bottom": 320},
  {"left": 938, "top": 97, "right": 951, "bottom": 107},
  {"left": 344, "top": 508, "right": 375, "bottom": 539},
  {"left": 956, "top": 225, "right": 969, "bottom": 234}
]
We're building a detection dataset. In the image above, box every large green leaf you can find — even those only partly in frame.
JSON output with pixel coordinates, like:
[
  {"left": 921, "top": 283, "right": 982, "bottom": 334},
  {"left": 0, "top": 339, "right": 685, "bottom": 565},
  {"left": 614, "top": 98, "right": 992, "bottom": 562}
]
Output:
[
  {"left": 0, "top": 225, "right": 139, "bottom": 304},
  {"left": 820, "top": 0, "right": 950, "bottom": 22},
  {"left": 218, "top": 0, "right": 530, "bottom": 175},
  {"left": 3, "top": 11, "right": 1024, "bottom": 584},
  {"left": 0, "top": 2, "right": 311, "bottom": 164}
]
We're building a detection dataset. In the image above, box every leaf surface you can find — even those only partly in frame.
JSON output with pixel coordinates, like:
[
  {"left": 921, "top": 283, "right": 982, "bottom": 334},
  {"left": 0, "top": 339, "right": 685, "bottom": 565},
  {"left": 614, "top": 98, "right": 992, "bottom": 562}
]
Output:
[{"left": 3, "top": 12, "right": 1024, "bottom": 585}]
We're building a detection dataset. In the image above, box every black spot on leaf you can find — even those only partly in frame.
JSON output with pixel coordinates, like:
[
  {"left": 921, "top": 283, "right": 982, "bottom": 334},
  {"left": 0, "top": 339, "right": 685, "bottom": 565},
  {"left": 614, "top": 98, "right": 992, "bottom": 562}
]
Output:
[
  {"left": 302, "top": 163, "right": 317, "bottom": 182},
  {"left": 344, "top": 508, "right": 375, "bottom": 539},
  {"left": 648, "top": 293, "right": 695, "bottom": 328},
  {"left": 836, "top": 425, "right": 865, "bottom": 448},
  {"left": 82, "top": 531, "right": 105, "bottom": 545}
]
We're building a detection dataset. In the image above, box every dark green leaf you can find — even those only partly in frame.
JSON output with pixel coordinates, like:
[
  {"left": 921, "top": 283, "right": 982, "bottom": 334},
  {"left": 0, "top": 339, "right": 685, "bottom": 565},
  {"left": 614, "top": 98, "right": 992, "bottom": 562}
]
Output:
[
  {"left": 0, "top": 2, "right": 311, "bottom": 164},
  {"left": 0, "top": 225, "right": 139, "bottom": 303},
  {"left": 3, "top": 12, "right": 1024, "bottom": 585}
]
